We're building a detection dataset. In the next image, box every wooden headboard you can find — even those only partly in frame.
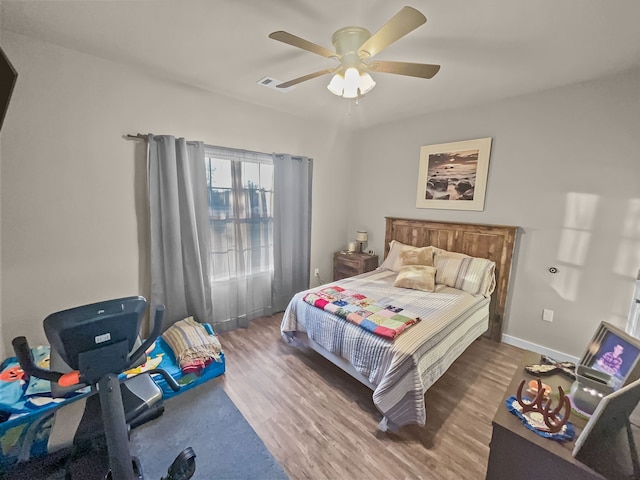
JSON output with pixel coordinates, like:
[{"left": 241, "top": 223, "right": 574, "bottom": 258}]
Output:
[{"left": 384, "top": 217, "right": 518, "bottom": 342}]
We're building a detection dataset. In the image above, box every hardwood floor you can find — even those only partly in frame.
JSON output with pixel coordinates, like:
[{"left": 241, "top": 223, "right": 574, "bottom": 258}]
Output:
[{"left": 218, "top": 314, "right": 524, "bottom": 480}]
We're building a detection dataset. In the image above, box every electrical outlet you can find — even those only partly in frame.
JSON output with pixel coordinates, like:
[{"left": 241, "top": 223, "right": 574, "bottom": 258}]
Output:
[
  {"left": 542, "top": 309, "right": 554, "bottom": 322},
  {"left": 314, "top": 268, "right": 320, "bottom": 277}
]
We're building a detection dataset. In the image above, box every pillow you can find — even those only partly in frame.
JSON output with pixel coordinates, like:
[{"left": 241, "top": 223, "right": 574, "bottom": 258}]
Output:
[
  {"left": 400, "top": 246, "right": 434, "bottom": 267},
  {"left": 431, "top": 246, "right": 470, "bottom": 258},
  {"left": 162, "top": 317, "right": 223, "bottom": 374},
  {"left": 379, "top": 240, "right": 406, "bottom": 271},
  {"left": 380, "top": 241, "right": 434, "bottom": 271},
  {"left": 394, "top": 265, "right": 436, "bottom": 292},
  {"left": 434, "top": 253, "right": 496, "bottom": 296}
]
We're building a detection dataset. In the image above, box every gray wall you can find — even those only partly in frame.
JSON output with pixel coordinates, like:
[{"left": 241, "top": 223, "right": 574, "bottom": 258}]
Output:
[{"left": 350, "top": 67, "right": 640, "bottom": 358}]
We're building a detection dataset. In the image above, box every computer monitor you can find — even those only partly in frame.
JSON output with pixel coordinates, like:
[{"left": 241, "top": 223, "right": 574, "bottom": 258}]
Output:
[
  {"left": 580, "top": 322, "right": 640, "bottom": 391},
  {"left": 0, "top": 46, "right": 17, "bottom": 131}
]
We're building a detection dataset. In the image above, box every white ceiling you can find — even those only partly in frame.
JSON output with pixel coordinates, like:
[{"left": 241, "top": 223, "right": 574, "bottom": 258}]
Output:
[{"left": 2, "top": 0, "right": 640, "bottom": 129}]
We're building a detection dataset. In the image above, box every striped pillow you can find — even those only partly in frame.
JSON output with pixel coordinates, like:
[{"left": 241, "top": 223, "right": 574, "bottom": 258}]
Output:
[{"left": 434, "top": 253, "right": 496, "bottom": 296}]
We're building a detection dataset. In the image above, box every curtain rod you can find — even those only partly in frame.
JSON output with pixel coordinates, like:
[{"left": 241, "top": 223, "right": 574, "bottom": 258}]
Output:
[
  {"left": 126, "top": 135, "right": 308, "bottom": 161},
  {"left": 125, "top": 133, "right": 199, "bottom": 146},
  {"left": 125, "top": 133, "right": 147, "bottom": 141}
]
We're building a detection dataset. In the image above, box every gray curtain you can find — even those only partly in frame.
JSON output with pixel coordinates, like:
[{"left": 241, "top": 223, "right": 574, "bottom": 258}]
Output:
[
  {"left": 272, "top": 153, "right": 313, "bottom": 312},
  {"left": 147, "top": 135, "right": 213, "bottom": 329}
]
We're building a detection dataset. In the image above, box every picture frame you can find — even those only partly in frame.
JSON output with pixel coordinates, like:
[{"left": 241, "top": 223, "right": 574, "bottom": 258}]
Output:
[
  {"left": 580, "top": 321, "right": 640, "bottom": 390},
  {"left": 415, "top": 137, "right": 492, "bottom": 211},
  {"left": 572, "top": 376, "right": 640, "bottom": 478}
]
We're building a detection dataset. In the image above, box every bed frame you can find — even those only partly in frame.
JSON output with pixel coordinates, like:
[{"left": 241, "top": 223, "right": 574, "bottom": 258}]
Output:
[
  {"left": 384, "top": 217, "right": 518, "bottom": 342},
  {"left": 305, "top": 218, "right": 518, "bottom": 386}
]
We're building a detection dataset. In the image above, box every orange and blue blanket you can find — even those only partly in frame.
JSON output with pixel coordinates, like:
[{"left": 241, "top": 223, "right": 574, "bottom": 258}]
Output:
[{"left": 303, "top": 286, "right": 420, "bottom": 340}]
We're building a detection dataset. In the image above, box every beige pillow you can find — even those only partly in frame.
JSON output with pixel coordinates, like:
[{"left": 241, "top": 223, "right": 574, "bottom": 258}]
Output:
[
  {"left": 394, "top": 265, "right": 436, "bottom": 292},
  {"left": 380, "top": 241, "right": 435, "bottom": 272},
  {"left": 400, "top": 246, "right": 434, "bottom": 267}
]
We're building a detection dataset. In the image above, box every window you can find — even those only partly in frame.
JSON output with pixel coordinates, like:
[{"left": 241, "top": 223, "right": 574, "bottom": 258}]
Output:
[{"left": 204, "top": 146, "right": 274, "bottom": 282}]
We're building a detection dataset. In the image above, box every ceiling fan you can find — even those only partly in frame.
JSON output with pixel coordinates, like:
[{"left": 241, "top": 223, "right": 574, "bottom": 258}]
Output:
[{"left": 268, "top": 6, "right": 440, "bottom": 98}]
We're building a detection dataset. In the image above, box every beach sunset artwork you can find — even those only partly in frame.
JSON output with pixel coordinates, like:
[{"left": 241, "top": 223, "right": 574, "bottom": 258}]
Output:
[
  {"left": 416, "top": 138, "right": 492, "bottom": 211},
  {"left": 425, "top": 148, "right": 479, "bottom": 201}
]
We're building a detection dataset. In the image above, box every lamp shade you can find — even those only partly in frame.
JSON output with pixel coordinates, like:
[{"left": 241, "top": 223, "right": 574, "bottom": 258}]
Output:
[
  {"left": 358, "top": 72, "right": 376, "bottom": 95},
  {"left": 327, "top": 73, "right": 344, "bottom": 96},
  {"left": 327, "top": 68, "right": 376, "bottom": 98},
  {"left": 356, "top": 231, "right": 368, "bottom": 242},
  {"left": 342, "top": 67, "right": 359, "bottom": 99}
]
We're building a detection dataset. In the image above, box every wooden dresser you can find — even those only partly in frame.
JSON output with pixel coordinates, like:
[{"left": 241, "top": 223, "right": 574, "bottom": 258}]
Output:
[
  {"left": 486, "top": 351, "right": 606, "bottom": 480},
  {"left": 333, "top": 252, "right": 378, "bottom": 281}
]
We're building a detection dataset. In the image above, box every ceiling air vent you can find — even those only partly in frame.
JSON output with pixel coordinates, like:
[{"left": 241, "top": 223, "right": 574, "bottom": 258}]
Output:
[{"left": 257, "top": 77, "right": 295, "bottom": 93}]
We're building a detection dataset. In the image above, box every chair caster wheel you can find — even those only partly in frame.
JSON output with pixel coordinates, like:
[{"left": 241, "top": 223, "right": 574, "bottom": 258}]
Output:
[{"left": 162, "top": 447, "right": 196, "bottom": 480}]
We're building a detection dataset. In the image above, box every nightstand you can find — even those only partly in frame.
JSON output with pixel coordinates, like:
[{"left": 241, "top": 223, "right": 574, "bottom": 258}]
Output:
[{"left": 333, "top": 252, "right": 379, "bottom": 281}]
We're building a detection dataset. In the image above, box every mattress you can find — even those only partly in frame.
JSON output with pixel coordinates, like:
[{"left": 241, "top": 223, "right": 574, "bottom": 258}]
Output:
[{"left": 281, "top": 268, "right": 490, "bottom": 429}]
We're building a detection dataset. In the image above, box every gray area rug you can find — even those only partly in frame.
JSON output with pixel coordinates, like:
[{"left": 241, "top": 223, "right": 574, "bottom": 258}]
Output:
[
  {"left": 130, "top": 378, "right": 288, "bottom": 480},
  {"left": 4, "top": 379, "right": 287, "bottom": 480}
]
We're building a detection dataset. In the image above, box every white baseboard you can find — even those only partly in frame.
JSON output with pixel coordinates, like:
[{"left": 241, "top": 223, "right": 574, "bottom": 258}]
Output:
[{"left": 502, "top": 334, "right": 580, "bottom": 364}]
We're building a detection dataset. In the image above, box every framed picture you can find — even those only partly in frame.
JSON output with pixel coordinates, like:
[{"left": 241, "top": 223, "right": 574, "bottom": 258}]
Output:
[
  {"left": 415, "top": 137, "right": 492, "bottom": 211},
  {"left": 572, "top": 376, "right": 640, "bottom": 478},
  {"left": 580, "top": 321, "right": 640, "bottom": 390}
]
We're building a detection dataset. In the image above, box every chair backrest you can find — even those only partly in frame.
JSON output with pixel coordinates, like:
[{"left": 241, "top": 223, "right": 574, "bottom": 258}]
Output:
[{"left": 44, "top": 297, "right": 147, "bottom": 384}]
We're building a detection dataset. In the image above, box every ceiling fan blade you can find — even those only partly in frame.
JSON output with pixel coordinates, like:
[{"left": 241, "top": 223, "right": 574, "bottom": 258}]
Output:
[
  {"left": 276, "top": 67, "right": 339, "bottom": 89},
  {"left": 269, "top": 31, "right": 337, "bottom": 59},
  {"left": 358, "top": 6, "right": 427, "bottom": 58},
  {"left": 369, "top": 60, "right": 440, "bottom": 79}
]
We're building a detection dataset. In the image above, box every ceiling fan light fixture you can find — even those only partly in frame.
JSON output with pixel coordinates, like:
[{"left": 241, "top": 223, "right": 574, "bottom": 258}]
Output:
[
  {"left": 327, "top": 73, "right": 345, "bottom": 96},
  {"left": 358, "top": 72, "right": 376, "bottom": 95},
  {"left": 342, "top": 67, "right": 360, "bottom": 98},
  {"left": 327, "top": 67, "right": 376, "bottom": 98}
]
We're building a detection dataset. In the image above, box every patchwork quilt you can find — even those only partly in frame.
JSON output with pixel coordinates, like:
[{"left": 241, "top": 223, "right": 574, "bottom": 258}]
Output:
[{"left": 303, "top": 285, "right": 420, "bottom": 340}]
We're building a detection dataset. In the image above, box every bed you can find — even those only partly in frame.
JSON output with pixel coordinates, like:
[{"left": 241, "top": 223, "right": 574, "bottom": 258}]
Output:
[{"left": 281, "top": 217, "right": 518, "bottom": 431}]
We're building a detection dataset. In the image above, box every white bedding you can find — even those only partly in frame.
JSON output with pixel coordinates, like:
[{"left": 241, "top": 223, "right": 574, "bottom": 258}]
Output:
[{"left": 281, "top": 268, "right": 490, "bottom": 430}]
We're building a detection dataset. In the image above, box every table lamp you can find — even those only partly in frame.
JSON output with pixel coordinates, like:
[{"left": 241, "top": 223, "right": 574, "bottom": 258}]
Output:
[{"left": 356, "top": 231, "right": 368, "bottom": 253}]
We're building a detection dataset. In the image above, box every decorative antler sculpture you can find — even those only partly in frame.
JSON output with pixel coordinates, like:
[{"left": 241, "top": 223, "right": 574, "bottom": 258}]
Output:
[{"left": 516, "top": 378, "right": 571, "bottom": 433}]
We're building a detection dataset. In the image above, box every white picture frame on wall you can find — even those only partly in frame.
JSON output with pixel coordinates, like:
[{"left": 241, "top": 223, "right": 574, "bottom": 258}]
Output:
[{"left": 416, "top": 137, "right": 492, "bottom": 211}]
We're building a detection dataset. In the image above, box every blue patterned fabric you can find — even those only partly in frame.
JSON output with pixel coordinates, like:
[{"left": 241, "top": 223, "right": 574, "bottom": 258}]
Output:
[{"left": 506, "top": 395, "right": 575, "bottom": 441}]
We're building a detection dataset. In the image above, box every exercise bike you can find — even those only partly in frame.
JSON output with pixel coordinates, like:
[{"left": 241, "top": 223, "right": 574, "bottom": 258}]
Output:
[{"left": 12, "top": 296, "right": 196, "bottom": 480}]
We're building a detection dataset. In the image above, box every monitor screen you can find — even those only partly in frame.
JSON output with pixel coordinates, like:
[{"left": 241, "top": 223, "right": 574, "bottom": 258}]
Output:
[
  {"left": 581, "top": 322, "right": 640, "bottom": 390},
  {"left": 0, "top": 46, "right": 17, "bottom": 131}
]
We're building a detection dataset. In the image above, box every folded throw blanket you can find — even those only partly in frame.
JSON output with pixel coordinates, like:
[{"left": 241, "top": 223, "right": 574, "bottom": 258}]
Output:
[
  {"left": 303, "top": 286, "right": 420, "bottom": 340},
  {"left": 162, "top": 317, "right": 223, "bottom": 375}
]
